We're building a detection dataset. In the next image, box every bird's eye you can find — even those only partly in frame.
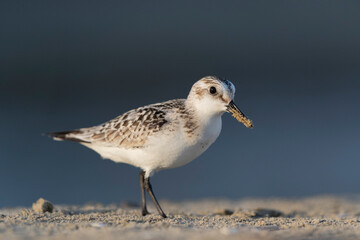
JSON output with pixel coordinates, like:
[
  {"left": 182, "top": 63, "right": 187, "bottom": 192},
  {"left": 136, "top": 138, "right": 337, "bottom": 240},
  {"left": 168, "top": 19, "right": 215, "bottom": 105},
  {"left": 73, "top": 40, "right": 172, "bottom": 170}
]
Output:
[{"left": 209, "top": 86, "right": 217, "bottom": 94}]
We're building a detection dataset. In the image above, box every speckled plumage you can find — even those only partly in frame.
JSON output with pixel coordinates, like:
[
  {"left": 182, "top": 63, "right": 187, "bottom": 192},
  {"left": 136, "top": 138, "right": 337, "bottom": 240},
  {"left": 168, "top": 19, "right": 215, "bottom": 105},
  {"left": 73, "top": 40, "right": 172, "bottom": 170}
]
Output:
[{"left": 62, "top": 99, "right": 197, "bottom": 149}]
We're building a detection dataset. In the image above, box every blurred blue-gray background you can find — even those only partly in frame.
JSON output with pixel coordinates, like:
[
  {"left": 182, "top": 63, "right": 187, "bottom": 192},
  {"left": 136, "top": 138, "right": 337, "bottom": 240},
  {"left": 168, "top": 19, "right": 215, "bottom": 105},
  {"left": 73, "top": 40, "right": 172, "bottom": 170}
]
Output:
[{"left": 1, "top": 1, "right": 360, "bottom": 207}]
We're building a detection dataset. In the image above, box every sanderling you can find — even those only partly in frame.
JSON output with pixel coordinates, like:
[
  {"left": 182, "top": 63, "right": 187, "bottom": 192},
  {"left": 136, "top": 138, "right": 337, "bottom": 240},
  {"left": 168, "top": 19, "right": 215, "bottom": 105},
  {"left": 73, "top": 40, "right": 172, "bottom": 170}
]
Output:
[{"left": 48, "top": 76, "right": 253, "bottom": 218}]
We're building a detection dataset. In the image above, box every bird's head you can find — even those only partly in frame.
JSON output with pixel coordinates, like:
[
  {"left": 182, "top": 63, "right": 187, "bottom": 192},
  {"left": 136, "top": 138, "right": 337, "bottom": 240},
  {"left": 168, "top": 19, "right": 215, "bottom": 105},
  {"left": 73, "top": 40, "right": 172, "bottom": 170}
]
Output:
[{"left": 187, "top": 76, "right": 253, "bottom": 128}]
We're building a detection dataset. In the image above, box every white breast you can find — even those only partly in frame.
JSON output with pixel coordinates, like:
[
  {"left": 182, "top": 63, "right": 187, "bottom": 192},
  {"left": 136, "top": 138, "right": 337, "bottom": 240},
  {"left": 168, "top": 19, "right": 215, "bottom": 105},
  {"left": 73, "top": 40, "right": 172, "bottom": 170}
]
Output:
[{"left": 145, "top": 114, "right": 223, "bottom": 171}]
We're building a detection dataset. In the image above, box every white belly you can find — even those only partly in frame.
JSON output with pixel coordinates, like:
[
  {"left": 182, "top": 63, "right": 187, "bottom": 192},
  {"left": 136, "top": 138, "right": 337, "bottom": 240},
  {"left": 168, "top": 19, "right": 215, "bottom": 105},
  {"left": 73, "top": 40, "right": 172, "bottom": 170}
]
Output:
[{"left": 82, "top": 116, "right": 222, "bottom": 177}]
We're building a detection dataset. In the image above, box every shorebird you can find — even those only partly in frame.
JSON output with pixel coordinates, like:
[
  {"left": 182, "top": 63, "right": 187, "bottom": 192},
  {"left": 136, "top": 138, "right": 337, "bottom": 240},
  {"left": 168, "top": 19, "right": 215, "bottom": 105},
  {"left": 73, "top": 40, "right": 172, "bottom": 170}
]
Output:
[{"left": 48, "top": 76, "right": 253, "bottom": 218}]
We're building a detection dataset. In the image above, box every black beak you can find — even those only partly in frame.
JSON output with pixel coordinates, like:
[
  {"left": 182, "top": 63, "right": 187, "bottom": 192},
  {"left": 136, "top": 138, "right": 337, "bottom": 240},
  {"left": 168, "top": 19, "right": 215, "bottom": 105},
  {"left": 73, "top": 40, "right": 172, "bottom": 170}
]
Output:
[{"left": 226, "top": 100, "right": 253, "bottom": 128}]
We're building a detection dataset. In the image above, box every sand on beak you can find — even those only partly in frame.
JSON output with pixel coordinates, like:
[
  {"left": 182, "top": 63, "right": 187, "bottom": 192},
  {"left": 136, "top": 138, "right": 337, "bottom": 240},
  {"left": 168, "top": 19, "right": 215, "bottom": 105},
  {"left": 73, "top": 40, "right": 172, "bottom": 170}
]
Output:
[{"left": 226, "top": 100, "right": 253, "bottom": 128}]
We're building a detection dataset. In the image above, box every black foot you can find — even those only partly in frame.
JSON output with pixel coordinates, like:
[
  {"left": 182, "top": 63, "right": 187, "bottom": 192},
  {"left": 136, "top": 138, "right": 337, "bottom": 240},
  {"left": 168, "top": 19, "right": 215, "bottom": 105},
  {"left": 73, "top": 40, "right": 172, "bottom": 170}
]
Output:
[{"left": 142, "top": 209, "right": 150, "bottom": 216}]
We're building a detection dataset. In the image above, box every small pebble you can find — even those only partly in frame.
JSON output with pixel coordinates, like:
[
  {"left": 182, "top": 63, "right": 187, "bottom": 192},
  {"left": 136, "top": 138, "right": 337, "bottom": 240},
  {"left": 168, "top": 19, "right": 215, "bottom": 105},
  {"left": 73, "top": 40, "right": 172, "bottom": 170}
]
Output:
[{"left": 32, "top": 198, "right": 54, "bottom": 213}]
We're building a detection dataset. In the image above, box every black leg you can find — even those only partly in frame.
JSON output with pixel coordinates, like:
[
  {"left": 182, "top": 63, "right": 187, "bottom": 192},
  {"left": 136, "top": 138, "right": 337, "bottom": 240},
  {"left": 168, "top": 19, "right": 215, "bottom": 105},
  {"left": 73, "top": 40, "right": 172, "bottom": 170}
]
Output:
[
  {"left": 139, "top": 171, "right": 149, "bottom": 216},
  {"left": 144, "top": 177, "right": 167, "bottom": 218}
]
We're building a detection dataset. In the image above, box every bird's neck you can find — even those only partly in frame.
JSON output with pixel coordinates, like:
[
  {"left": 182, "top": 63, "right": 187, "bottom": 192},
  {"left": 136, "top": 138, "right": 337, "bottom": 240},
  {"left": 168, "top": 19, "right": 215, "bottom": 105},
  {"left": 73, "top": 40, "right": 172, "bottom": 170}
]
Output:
[{"left": 183, "top": 99, "right": 223, "bottom": 143}]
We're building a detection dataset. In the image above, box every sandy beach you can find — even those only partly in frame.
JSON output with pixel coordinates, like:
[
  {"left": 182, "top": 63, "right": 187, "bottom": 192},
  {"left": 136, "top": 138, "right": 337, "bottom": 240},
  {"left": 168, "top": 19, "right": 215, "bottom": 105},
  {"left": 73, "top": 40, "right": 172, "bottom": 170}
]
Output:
[{"left": 1, "top": 195, "right": 360, "bottom": 240}]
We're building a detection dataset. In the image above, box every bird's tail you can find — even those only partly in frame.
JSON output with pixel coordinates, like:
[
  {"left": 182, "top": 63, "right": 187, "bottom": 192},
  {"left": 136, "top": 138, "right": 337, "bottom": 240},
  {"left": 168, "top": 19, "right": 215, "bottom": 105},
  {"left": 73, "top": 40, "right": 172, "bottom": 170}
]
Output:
[{"left": 46, "top": 129, "right": 91, "bottom": 143}]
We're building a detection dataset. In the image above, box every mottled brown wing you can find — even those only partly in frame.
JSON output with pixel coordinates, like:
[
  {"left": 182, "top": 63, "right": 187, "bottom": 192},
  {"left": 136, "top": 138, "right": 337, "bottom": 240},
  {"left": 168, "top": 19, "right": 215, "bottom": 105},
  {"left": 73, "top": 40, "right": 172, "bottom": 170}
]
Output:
[{"left": 90, "top": 106, "right": 169, "bottom": 149}]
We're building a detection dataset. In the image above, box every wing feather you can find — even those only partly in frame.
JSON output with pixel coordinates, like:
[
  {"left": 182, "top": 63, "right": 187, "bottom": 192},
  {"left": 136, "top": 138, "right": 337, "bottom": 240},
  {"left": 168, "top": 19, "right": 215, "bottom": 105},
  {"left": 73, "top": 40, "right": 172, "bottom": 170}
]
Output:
[
  {"left": 48, "top": 99, "right": 186, "bottom": 149},
  {"left": 89, "top": 101, "right": 184, "bottom": 148}
]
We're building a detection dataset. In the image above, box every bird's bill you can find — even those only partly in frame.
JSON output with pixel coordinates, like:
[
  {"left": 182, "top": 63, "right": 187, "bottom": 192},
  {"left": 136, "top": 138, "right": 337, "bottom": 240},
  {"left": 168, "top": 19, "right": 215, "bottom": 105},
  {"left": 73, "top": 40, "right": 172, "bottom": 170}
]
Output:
[{"left": 226, "top": 101, "right": 253, "bottom": 128}]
